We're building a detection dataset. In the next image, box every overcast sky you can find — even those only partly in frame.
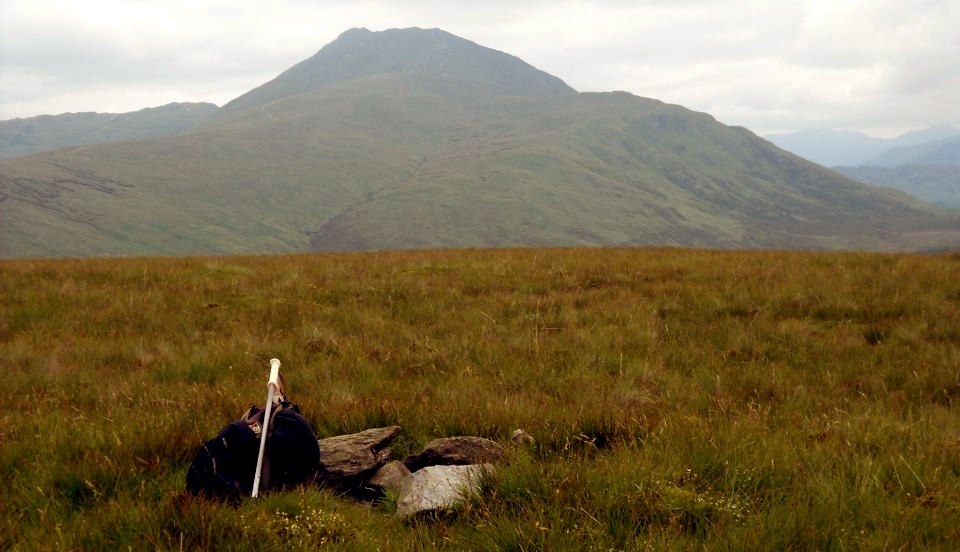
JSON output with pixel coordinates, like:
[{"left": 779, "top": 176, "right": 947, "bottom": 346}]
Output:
[{"left": 1, "top": 0, "right": 957, "bottom": 137}]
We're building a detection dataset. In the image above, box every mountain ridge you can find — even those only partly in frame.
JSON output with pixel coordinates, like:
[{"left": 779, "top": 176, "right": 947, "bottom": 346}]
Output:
[
  {"left": 863, "top": 135, "right": 960, "bottom": 167},
  {"left": 0, "top": 102, "right": 219, "bottom": 159}
]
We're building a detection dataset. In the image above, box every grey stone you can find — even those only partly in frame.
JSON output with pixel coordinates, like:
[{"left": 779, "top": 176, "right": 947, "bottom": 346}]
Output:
[
  {"left": 317, "top": 426, "right": 401, "bottom": 484},
  {"left": 405, "top": 436, "right": 505, "bottom": 472},
  {"left": 396, "top": 464, "right": 494, "bottom": 517},
  {"left": 366, "top": 460, "right": 411, "bottom": 494}
]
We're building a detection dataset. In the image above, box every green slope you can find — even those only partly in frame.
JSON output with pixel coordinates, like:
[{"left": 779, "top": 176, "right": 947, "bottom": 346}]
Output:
[
  {"left": 0, "top": 73, "right": 496, "bottom": 257},
  {"left": 0, "top": 102, "right": 219, "bottom": 160},
  {"left": 308, "top": 91, "right": 959, "bottom": 252},
  {"left": 1, "top": 28, "right": 958, "bottom": 258}
]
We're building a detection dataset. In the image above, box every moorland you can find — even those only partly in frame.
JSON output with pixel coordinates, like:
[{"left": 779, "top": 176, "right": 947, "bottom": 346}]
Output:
[{"left": 2, "top": 247, "right": 959, "bottom": 549}]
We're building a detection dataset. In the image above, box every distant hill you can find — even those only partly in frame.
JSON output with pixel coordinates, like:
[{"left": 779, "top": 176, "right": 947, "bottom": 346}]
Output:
[
  {"left": 863, "top": 136, "right": 960, "bottom": 167},
  {"left": 834, "top": 165, "right": 960, "bottom": 209},
  {"left": 806, "top": 130, "right": 960, "bottom": 210},
  {"left": 766, "top": 126, "right": 960, "bottom": 167},
  {"left": 0, "top": 102, "right": 220, "bottom": 160},
  {"left": 2, "top": 27, "right": 959, "bottom": 258},
  {"left": 764, "top": 129, "right": 890, "bottom": 167}
]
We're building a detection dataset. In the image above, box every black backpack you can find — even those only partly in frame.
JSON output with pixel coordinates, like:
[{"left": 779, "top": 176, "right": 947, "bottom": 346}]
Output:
[{"left": 186, "top": 402, "right": 321, "bottom": 501}]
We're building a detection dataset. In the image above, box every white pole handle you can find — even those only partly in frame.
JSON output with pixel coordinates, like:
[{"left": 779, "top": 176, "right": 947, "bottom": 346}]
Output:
[
  {"left": 252, "top": 358, "right": 282, "bottom": 498},
  {"left": 269, "top": 358, "right": 281, "bottom": 388}
]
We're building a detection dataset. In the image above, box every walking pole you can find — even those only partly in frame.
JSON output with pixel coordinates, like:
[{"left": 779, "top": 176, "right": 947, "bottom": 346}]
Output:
[{"left": 252, "top": 358, "right": 282, "bottom": 498}]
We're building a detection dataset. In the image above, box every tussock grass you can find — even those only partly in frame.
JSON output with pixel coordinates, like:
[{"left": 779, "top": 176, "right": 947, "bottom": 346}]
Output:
[{"left": 2, "top": 247, "right": 959, "bottom": 549}]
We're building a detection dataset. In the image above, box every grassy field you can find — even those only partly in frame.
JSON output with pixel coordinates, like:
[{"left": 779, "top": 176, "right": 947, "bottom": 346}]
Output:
[{"left": 2, "top": 247, "right": 959, "bottom": 550}]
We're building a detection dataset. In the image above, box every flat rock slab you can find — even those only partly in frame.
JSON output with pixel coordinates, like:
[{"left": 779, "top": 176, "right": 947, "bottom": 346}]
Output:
[
  {"left": 396, "top": 464, "right": 494, "bottom": 517},
  {"left": 405, "top": 436, "right": 505, "bottom": 472},
  {"left": 318, "top": 426, "right": 401, "bottom": 483}
]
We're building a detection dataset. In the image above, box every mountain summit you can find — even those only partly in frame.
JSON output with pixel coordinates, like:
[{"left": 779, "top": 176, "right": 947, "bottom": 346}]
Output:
[
  {"left": 2, "top": 27, "right": 958, "bottom": 258},
  {"left": 222, "top": 27, "right": 575, "bottom": 114}
]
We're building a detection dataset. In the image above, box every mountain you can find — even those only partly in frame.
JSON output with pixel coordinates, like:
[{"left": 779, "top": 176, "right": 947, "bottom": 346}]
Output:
[
  {"left": 834, "top": 165, "right": 960, "bottom": 209},
  {"left": 218, "top": 27, "right": 574, "bottom": 115},
  {"left": 766, "top": 126, "right": 960, "bottom": 167},
  {"left": 863, "top": 135, "right": 960, "bottom": 167},
  {"left": 304, "top": 92, "right": 957, "bottom": 252},
  {"left": 2, "top": 27, "right": 959, "bottom": 258},
  {"left": 889, "top": 126, "right": 960, "bottom": 148},
  {"left": 0, "top": 102, "right": 219, "bottom": 159}
]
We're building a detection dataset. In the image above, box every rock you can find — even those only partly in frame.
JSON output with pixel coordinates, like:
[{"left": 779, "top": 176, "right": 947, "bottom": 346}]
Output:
[
  {"left": 510, "top": 428, "right": 535, "bottom": 446},
  {"left": 395, "top": 464, "right": 494, "bottom": 517},
  {"left": 317, "top": 426, "right": 401, "bottom": 486},
  {"left": 366, "top": 460, "right": 411, "bottom": 494},
  {"left": 404, "top": 436, "right": 505, "bottom": 472}
]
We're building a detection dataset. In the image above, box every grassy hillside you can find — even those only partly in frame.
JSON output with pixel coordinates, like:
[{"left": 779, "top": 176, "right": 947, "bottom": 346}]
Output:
[
  {"left": 0, "top": 102, "right": 219, "bottom": 160},
  {"left": 2, "top": 247, "right": 959, "bottom": 549},
  {"left": 0, "top": 76, "right": 481, "bottom": 258},
  {"left": 309, "top": 91, "right": 959, "bottom": 252},
  {"left": 4, "top": 78, "right": 957, "bottom": 258}
]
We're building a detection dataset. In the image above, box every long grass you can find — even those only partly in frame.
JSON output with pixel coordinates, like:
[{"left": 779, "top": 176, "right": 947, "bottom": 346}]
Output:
[{"left": 2, "top": 247, "right": 959, "bottom": 549}]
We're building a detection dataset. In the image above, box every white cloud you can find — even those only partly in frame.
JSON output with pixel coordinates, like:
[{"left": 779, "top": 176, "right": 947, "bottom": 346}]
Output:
[{"left": 0, "top": 0, "right": 957, "bottom": 136}]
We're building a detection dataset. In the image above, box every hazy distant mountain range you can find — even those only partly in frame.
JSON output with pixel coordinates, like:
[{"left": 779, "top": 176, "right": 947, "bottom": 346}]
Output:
[
  {"left": 1, "top": 27, "right": 958, "bottom": 258},
  {"left": 832, "top": 165, "right": 960, "bottom": 209},
  {"left": 863, "top": 135, "right": 960, "bottom": 168},
  {"left": 767, "top": 127, "right": 959, "bottom": 210},
  {"left": 765, "top": 127, "right": 960, "bottom": 168}
]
